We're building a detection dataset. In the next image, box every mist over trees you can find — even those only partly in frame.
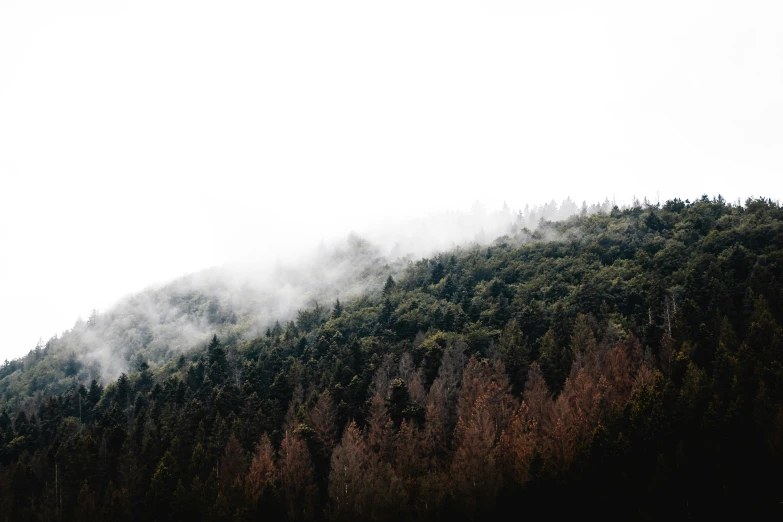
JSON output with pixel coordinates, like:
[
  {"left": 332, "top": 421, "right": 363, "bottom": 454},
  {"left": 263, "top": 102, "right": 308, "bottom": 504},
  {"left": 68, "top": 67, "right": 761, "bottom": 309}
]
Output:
[
  {"left": 1, "top": 196, "right": 782, "bottom": 520},
  {"left": 0, "top": 199, "right": 608, "bottom": 407}
]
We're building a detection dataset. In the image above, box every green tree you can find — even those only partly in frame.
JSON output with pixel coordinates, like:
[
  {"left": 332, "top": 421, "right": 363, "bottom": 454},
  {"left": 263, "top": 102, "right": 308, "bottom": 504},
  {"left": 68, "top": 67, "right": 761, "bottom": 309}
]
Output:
[{"left": 147, "top": 451, "right": 178, "bottom": 521}]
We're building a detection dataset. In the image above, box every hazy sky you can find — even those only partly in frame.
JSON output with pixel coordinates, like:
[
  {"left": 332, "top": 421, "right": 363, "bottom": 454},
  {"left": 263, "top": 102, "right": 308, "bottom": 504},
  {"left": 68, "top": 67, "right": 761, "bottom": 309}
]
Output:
[{"left": 1, "top": 1, "right": 782, "bottom": 361}]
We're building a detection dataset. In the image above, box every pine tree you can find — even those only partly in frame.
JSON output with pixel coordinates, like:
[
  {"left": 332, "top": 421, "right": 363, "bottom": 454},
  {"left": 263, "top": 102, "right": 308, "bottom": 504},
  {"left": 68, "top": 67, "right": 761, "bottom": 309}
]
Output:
[
  {"left": 498, "top": 319, "right": 530, "bottom": 393},
  {"left": 101, "top": 480, "right": 131, "bottom": 522},
  {"left": 538, "top": 328, "right": 573, "bottom": 393},
  {"left": 245, "top": 434, "right": 278, "bottom": 504},
  {"left": 219, "top": 433, "right": 247, "bottom": 515},
  {"left": 570, "top": 313, "right": 597, "bottom": 371},
  {"left": 498, "top": 402, "right": 537, "bottom": 487},
  {"left": 308, "top": 390, "right": 338, "bottom": 450},
  {"left": 328, "top": 421, "right": 370, "bottom": 520},
  {"left": 75, "top": 480, "right": 98, "bottom": 522},
  {"left": 115, "top": 374, "right": 130, "bottom": 408},
  {"left": 366, "top": 394, "right": 394, "bottom": 462},
  {"left": 147, "top": 451, "right": 178, "bottom": 521},
  {"left": 279, "top": 429, "right": 318, "bottom": 521},
  {"left": 220, "top": 434, "right": 247, "bottom": 493},
  {"left": 451, "top": 389, "right": 502, "bottom": 515},
  {"left": 332, "top": 298, "right": 343, "bottom": 319},
  {"left": 383, "top": 275, "right": 396, "bottom": 295},
  {"left": 523, "top": 362, "right": 553, "bottom": 434}
]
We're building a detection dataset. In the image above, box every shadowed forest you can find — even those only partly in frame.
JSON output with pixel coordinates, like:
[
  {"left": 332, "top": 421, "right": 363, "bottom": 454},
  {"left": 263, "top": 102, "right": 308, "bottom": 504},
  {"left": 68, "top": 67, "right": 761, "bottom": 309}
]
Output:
[{"left": 1, "top": 196, "right": 782, "bottom": 521}]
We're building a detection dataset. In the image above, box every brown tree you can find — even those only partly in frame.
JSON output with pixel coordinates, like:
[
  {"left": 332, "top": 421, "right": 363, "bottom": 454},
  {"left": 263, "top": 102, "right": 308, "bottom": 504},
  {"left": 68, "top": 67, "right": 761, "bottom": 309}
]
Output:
[
  {"left": 245, "top": 433, "right": 278, "bottom": 504},
  {"left": 605, "top": 340, "right": 635, "bottom": 409},
  {"left": 393, "top": 420, "right": 427, "bottom": 517},
  {"left": 423, "top": 382, "right": 451, "bottom": 469},
  {"left": 74, "top": 481, "right": 97, "bottom": 522},
  {"left": 457, "top": 358, "right": 515, "bottom": 432},
  {"left": 523, "top": 362, "right": 553, "bottom": 433},
  {"left": 394, "top": 420, "right": 425, "bottom": 483},
  {"left": 456, "top": 357, "right": 485, "bottom": 421},
  {"left": 451, "top": 389, "right": 503, "bottom": 515},
  {"left": 279, "top": 429, "right": 318, "bottom": 521},
  {"left": 449, "top": 358, "right": 517, "bottom": 515},
  {"left": 399, "top": 353, "right": 426, "bottom": 405},
  {"left": 101, "top": 481, "right": 131, "bottom": 522},
  {"left": 570, "top": 313, "right": 598, "bottom": 372},
  {"left": 366, "top": 394, "right": 394, "bottom": 462},
  {"left": 498, "top": 402, "right": 537, "bottom": 487},
  {"left": 560, "top": 367, "right": 601, "bottom": 443},
  {"left": 220, "top": 433, "right": 247, "bottom": 493},
  {"left": 308, "top": 389, "right": 338, "bottom": 451},
  {"left": 369, "top": 355, "right": 394, "bottom": 399},
  {"left": 328, "top": 421, "right": 371, "bottom": 520}
]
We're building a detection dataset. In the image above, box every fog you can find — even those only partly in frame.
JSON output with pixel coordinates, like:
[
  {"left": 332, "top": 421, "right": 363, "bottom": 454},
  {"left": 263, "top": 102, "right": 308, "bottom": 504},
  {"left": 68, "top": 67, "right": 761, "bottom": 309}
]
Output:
[
  {"left": 2, "top": 1, "right": 782, "bottom": 363},
  {"left": 13, "top": 198, "right": 606, "bottom": 382}
]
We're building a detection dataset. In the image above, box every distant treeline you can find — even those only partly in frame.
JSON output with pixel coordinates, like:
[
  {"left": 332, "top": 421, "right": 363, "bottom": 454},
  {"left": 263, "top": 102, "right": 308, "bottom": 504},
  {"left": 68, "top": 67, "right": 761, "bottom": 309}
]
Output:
[{"left": 1, "top": 196, "right": 782, "bottom": 521}]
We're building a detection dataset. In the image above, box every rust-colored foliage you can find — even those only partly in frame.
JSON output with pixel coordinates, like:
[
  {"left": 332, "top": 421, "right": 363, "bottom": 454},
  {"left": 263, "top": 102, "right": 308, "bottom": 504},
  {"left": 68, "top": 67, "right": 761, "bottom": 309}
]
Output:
[
  {"left": 329, "top": 421, "right": 371, "bottom": 520},
  {"left": 523, "top": 362, "right": 553, "bottom": 432},
  {"left": 451, "top": 391, "right": 502, "bottom": 512},
  {"left": 219, "top": 433, "right": 247, "bottom": 492},
  {"left": 367, "top": 394, "right": 394, "bottom": 461},
  {"left": 308, "top": 389, "right": 339, "bottom": 450},
  {"left": 498, "top": 402, "right": 537, "bottom": 486},
  {"left": 279, "top": 429, "right": 318, "bottom": 522},
  {"left": 399, "top": 353, "right": 427, "bottom": 406},
  {"left": 450, "top": 358, "right": 517, "bottom": 514},
  {"left": 245, "top": 433, "right": 277, "bottom": 504},
  {"left": 75, "top": 481, "right": 97, "bottom": 522},
  {"left": 394, "top": 420, "right": 424, "bottom": 481}
]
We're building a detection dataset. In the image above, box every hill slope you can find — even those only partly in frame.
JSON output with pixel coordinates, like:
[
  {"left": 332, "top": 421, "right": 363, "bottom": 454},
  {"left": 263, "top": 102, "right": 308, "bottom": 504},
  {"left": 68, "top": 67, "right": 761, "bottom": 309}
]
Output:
[
  {"left": 1, "top": 196, "right": 782, "bottom": 521},
  {"left": 1, "top": 234, "right": 402, "bottom": 408}
]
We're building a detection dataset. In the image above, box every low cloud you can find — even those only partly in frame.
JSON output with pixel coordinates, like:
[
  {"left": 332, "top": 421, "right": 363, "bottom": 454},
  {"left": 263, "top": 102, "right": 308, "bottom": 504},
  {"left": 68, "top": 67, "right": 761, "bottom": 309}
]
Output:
[{"left": 29, "top": 198, "right": 612, "bottom": 382}]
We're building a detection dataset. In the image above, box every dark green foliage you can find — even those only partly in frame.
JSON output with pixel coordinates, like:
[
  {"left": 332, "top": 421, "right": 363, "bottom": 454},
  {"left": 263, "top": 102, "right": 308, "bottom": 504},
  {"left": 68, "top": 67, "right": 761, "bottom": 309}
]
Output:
[
  {"left": 383, "top": 275, "right": 396, "bottom": 295},
  {"left": 0, "top": 196, "right": 782, "bottom": 520}
]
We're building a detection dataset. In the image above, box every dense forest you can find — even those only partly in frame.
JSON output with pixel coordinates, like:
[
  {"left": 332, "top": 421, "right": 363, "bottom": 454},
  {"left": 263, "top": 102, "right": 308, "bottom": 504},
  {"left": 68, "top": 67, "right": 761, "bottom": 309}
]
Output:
[{"left": 1, "top": 196, "right": 782, "bottom": 521}]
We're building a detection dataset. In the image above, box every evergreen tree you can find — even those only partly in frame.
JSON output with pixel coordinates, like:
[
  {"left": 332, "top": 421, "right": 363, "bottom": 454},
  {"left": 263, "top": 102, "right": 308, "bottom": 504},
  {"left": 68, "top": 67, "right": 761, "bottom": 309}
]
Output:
[{"left": 383, "top": 275, "right": 396, "bottom": 295}]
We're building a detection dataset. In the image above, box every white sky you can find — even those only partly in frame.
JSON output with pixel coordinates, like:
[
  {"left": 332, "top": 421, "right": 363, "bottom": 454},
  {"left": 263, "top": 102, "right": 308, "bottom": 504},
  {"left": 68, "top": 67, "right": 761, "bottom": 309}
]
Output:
[{"left": 1, "top": 0, "right": 782, "bottom": 361}]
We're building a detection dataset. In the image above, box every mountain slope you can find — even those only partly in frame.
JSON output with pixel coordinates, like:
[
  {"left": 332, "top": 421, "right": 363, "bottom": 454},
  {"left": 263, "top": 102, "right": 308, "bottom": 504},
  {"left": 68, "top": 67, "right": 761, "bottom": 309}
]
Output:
[
  {"left": 1, "top": 196, "right": 782, "bottom": 521},
  {"left": 0, "top": 235, "right": 401, "bottom": 409},
  {"left": 0, "top": 199, "right": 606, "bottom": 409}
]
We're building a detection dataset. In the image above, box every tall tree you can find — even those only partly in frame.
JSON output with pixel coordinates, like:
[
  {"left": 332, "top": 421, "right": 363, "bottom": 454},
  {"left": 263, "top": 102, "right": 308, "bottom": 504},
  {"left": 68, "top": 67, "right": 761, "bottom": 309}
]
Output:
[
  {"left": 328, "top": 421, "right": 370, "bottom": 520},
  {"left": 308, "top": 390, "right": 338, "bottom": 451},
  {"left": 245, "top": 434, "right": 278, "bottom": 505},
  {"left": 279, "top": 429, "right": 318, "bottom": 522}
]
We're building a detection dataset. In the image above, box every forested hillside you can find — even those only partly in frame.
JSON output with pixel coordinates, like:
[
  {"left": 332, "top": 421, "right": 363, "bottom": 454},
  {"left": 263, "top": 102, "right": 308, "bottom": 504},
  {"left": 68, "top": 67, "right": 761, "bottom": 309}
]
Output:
[
  {"left": 0, "top": 199, "right": 599, "bottom": 411},
  {"left": 1, "top": 196, "right": 782, "bottom": 521},
  {"left": 0, "top": 235, "right": 401, "bottom": 410}
]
